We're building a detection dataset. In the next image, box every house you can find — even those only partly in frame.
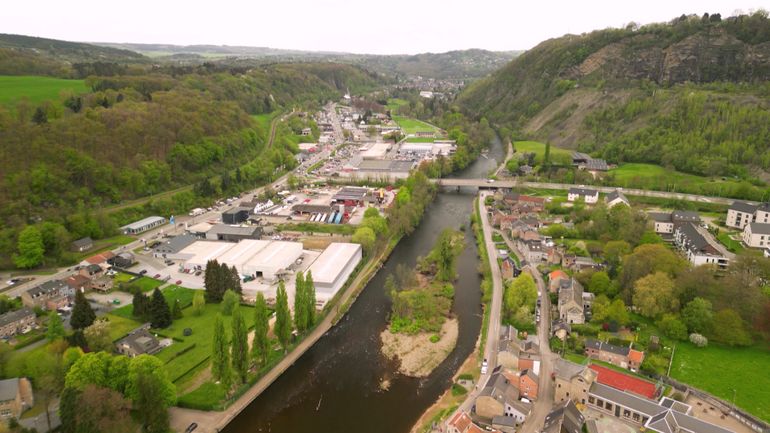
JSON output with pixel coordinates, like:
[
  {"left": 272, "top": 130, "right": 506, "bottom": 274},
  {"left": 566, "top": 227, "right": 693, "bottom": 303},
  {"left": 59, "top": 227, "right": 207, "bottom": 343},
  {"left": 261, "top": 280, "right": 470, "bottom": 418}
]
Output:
[
  {"left": 742, "top": 222, "right": 770, "bottom": 249},
  {"left": 79, "top": 263, "right": 103, "bottom": 278},
  {"left": 0, "top": 308, "right": 36, "bottom": 339},
  {"left": 554, "top": 358, "right": 597, "bottom": 405},
  {"left": 567, "top": 187, "right": 598, "bottom": 204},
  {"left": 447, "top": 412, "right": 501, "bottom": 433},
  {"left": 82, "top": 250, "right": 115, "bottom": 266},
  {"left": 674, "top": 223, "right": 731, "bottom": 269},
  {"left": 563, "top": 255, "right": 599, "bottom": 272},
  {"left": 476, "top": 366, "right": 525, "bottom": 420},
  {"left": 605, "top": 189, "right": 630, "bottom": 208},
  {"left": 0, "top": 378, "right": 34, "bottom": 420},
  {"left": 498, "top": 326, "right": 540, "bottom": 371},
  {"left": 584, "top": 339, "right": 645, "bottom": 371},
  {"left": 520, "top": 230, "right": 541, "bottom": 243},
  {"left": 725, "top": 201, "right": 770, "bottom": 229},
  {"left": 21, "top": 280, "right": 69, "bottom": 310},
  {"left": 115, "top": 326, "right": 162, "bottom": 357},
  {"left": 110, "top": 252, "right": 136, "bottom": 268},
  {"left": 63, "top": 274, "right": 92, "bottom": 293},
  {"left": 543, "top": 400, "right": 585, "bottom": 433},
  {"left": 649, "top": 210, "right": 700, "bottom": 235},
  {"left": 501, "top": 257, "right": 518, "bottom": 280},
  {"left": 548, "top": 270, "right": 569, "bottom": 293},
  {"left": 557, "top": 278, "right": 584, "bottom": 324},
  {"left": 551, "top": 320, "right": 571, "bottom": 340},
  {"left": 518, "top": 369, "right": 539, "bottom": 400},
  {"left": 301, "top": 127, "right": 312, "bottom": 136},
  {"left": 70, "top": 237, "right": 93, "bottom": 252}
]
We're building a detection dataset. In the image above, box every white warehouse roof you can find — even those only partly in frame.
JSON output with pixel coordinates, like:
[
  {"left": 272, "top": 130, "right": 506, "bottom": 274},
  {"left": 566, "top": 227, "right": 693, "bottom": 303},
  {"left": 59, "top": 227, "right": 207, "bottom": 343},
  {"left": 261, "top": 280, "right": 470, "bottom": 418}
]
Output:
[
  {"left": 307, "top": 242, "right": 362, "bottom": 298},
  {"left": 243, "top": 241, "right": 303, "bottom": 280},
  {"left": 215, "top": 239, "right": 271, "bottom": 273},
  {"left": 181, "top": 241, "right": 236, "bottom": 268}
]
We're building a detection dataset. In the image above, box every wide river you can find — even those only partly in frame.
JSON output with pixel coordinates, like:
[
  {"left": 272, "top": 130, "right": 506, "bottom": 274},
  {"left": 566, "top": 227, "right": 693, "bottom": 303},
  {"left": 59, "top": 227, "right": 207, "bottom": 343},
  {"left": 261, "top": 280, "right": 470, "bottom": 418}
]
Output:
[{"left": 222, "top": 136, "right": 505, "bottom": 433}]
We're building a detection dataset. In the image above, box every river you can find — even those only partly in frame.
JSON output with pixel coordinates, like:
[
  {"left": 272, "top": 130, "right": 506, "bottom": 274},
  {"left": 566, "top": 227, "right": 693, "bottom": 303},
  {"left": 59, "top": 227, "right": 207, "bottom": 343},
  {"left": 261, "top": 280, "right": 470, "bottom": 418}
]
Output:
[{"left": 222, "top": 135, "right": 505, "bottom": 433}]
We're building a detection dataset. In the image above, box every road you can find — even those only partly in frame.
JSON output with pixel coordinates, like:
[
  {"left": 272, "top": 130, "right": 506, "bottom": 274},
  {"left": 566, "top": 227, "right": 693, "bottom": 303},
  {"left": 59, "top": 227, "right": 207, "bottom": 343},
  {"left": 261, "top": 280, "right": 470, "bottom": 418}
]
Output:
[{"left": 435, "top": 178, "right": 739, "bottom": 205}]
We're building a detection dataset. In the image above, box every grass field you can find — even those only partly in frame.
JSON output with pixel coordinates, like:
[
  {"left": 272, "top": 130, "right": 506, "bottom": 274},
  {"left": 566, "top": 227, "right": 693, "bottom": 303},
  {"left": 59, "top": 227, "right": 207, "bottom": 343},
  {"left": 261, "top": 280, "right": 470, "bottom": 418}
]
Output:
[
  {"left": 0, "top": 75, "right": 89, "bottom": 106},
  {"left": 671, "top": 342, "right": 770, "bottom": 422},
  {"left": 113, "top": 272, "right": 134, "bottom": 284},
  {"left": 405, "top": 136, "right": 436, "bottom": 143},
  {"left": 609, "top": 163, "right": 760, "bottom": 199},
  {"left": 386, "top": 98, "right": 409, "bottom": 114},
  {"left": 104, "top": 313, "right": 145, "bottom": 341},
  {"left": 513, "top": 141, "right": 573, "bottom": 165},
  {"left": 131, "top": 276, "right": 164, "bottom": 292},
  {"left": 392, "top": 115, "right": 439, "bottom": 134},
  {"left": 717, "top": 232, "right": 744, "bottom": 253},
  {"left": 111, "top": 285, "right": 196, "bottom": 319}
]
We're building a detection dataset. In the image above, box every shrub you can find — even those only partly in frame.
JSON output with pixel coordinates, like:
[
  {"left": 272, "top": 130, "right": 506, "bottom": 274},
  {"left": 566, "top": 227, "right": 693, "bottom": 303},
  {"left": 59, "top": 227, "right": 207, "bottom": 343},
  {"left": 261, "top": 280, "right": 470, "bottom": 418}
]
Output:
[
  {"left": 458, "top": 373, "right": 473, "bottom": 381},
  {"left": 688, "top": 333, "right": 708, "bottom": 347},
  {"left": 571, "top": 324, "right": 600, "bottom": 336},
  {"left": 451, "top": 383, "right": 468, "bottom": 396},
  {"left": 429, "top": 334, "right": 440, "bottom": 343}
]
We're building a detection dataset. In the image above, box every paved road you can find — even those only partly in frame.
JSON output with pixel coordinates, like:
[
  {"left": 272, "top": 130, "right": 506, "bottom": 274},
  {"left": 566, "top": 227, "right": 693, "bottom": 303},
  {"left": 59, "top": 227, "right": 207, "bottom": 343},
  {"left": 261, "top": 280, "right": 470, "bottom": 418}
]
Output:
[{"left": 435, "top": 178, "right": 739, "bottom": 205}]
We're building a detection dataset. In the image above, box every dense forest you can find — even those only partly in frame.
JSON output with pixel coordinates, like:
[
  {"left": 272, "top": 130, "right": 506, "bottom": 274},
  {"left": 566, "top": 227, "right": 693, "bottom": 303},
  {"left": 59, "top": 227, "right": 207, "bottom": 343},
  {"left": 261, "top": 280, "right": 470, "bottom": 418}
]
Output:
[
  {"left": 458, "top": 11, "right": 770, "bottom": 178},
  {"left": 0, "top": 60, "right": 381, "bottom": 269}
]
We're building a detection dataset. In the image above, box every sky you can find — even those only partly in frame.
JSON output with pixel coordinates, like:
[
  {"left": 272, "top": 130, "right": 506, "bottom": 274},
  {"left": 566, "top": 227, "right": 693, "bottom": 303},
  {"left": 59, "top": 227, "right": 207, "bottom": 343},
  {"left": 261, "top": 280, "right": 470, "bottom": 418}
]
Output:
[{"left": 2, "top": 0, "right": 768, "bottom": 54}]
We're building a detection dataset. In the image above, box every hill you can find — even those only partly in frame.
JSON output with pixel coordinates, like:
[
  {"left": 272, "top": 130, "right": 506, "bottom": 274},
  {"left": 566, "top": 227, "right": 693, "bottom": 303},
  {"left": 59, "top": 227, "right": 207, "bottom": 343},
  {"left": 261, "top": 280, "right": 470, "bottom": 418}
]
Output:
[
  {"left": 458, "top": 12, "right": 770, "bottom": 178},
  {"left": 352, "top": 49, "right": 520, "bottom": 79},
  {"left": 0, "top": 33, "right": 146, "bottom": 64}
]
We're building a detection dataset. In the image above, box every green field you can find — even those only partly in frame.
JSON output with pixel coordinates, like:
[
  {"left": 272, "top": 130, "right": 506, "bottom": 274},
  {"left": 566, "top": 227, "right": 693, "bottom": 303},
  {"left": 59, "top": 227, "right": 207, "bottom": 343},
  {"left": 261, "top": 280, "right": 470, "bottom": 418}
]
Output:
[
  {"left": 386, "top": 98, "right": 409, "bottom": 114},
  {"left": 0, "top": 75, "right": 89, "bottom": 106},
  {"left": 717, "top": 232, "right": 744, "bottom": 253},
  {"left": 392, "top": 115, "right": 439, "bottom": 134},
  {"left": 608, "top": 163, "right": 760, "bottom": 198},
  {"left": 671, "top": 343, "right": 770, "bottom": 422},
  {"left": 513, "top": 141, "right": 573, "bottom": 165},
  {"left": 405, "top": 136, "right": 436, "bottom": 143},
  {"left": 111, "top": 286, "right": 196, "bottom": 319}
]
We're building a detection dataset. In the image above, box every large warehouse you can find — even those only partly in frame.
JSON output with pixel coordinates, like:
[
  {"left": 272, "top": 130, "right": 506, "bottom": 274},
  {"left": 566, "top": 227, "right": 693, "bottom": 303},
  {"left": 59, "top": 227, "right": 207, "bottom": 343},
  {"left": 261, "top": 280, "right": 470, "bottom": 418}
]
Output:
[
  {"left": 180, "top": 241, "right": 236, "bottom": 270},
  {"left": 120, "top": 216, "right": 167, "bottom": 235},
  {"left": 214, "top": 239, "right": 271, "bottom": 274},
  {"left": 243, "top": 241, "right": 303, "bottom": 281},
  {"left": 307, "top": 242, "right": 362, "bottom": 300}
]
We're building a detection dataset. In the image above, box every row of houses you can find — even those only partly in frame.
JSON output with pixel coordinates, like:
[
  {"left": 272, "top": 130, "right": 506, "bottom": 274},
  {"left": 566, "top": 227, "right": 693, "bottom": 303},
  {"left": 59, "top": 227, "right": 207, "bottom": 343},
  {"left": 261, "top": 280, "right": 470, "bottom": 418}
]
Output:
[
  {"left": 727, "top": 201, "right": 770, "bottom": 251},
  {"left": 650, "top": 210, "right": 733, "bottom": 269},
  {"left": 567, "top": 187, "right": 630, "bottom": 208}
]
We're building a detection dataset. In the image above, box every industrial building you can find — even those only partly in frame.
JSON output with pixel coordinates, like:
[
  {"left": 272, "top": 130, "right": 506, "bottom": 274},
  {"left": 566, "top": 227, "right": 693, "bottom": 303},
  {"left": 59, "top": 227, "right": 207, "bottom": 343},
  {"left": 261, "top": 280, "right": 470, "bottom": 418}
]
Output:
[
  {"left": 306, "top": 242, "right": 362, "bottom": 300},
  {"left": 205, "top": 224, "right": 262, "bottom": 242},
  {"left": 332, "top": 186, "right": 373, "bottom": 206},
  {"left": 120, "top": 216, "right": 167, "bottom": 235},
  {"left": 213, "top": 239, "right": 271, "bottom": 274},
  {"left": 186, "top": 222, "right": 213, "bottom": 238},
  {"left": 359, "top": 141, "right": 391, "bottom": 159},
  {"left": 222, "top": 207, "right": 251, "bottom": 224},
  {"left": 180, "top": 241, "right": 236, "bottom": 270},
  {"left": 152, "top": 234, "right": 197, "bottom": 259},
  {"left": 350, "top": 159, "right": 416, "bottom": 180},
  {"left": 242, "top": 241, "right": 304, "bottom": 281}
]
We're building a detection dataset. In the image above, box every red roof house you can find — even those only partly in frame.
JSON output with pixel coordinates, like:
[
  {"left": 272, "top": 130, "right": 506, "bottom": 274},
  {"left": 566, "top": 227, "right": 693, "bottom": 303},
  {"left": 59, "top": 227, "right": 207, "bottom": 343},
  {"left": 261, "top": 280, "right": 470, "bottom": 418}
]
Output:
[{"left": 588, "top": 364, "right": 656, "bottom": 399}]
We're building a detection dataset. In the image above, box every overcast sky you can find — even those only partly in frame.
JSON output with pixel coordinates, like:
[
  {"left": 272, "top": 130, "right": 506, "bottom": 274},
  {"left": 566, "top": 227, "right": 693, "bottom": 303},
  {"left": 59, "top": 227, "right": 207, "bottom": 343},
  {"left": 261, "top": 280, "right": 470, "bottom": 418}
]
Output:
[{"left": 2, "top": 0, "right": 768, "bottom": 54}]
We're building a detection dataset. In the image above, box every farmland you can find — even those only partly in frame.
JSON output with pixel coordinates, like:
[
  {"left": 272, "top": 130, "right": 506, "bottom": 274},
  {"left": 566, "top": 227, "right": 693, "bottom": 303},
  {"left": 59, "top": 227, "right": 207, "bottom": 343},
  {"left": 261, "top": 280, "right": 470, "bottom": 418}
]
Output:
[{"left": 0, "top": 75, "right": 89, "bottom": 106}]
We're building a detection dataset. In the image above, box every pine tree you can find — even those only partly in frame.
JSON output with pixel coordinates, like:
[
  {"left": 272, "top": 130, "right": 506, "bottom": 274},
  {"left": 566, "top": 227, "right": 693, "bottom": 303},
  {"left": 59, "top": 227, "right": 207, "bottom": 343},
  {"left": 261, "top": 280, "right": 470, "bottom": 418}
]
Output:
[
  {"left": 204, "top": 259, "right": 225, "bottom": 302},
  {"left": 171, "top": 299, "right": 183, "bottom": 320},
  {"left": 251, "top": 292, "right": 270, "bottom": 366},
  {"left": 230, "top": 266, "right": 242, "bottom": 294},
  {"left": 211, "top": 315, "right": 231, "bottom": 385},
  {"left": 230, "top": 306, "right": 248, "bottom": 383},
  {"left": 294, "top": 271, "right": 307, "bottom": 332},
  {"left": 71, "top": 290, "right": 95, "bottom": 330},
  {"left": 149, "top": 288, "right": 172, "bottom": 328},
  {"left": 305, "top": 270, "right": 316, "bottom": 328},
  {"left": 132, "top": 291, "right": 149, "bottom": 318},
  {"left": 275, "top": 281, "right": 292, "bottom": 352}
]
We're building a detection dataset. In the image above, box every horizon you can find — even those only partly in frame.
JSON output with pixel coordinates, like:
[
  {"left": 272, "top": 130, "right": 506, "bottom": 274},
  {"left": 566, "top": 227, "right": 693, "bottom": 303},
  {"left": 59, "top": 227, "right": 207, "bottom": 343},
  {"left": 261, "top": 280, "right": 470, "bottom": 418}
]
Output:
[{"left": 2, "top": 0, "right": 765, "bottom": 55}]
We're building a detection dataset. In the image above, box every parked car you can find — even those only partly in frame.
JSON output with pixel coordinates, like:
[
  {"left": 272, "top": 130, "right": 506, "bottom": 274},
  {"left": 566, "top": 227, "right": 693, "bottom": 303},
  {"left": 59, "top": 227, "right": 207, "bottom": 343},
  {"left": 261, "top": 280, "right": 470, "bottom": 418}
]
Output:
[
  {"left": 176, "top": 280, "right": 182, "bottom": 285},
  {"left": 139, "top": 270, "right": 148, "bottom": 275},
  {"left": 184, "top": 423, "right": 198, "bottom": 433},
  {"left": 154, "top": 274, "right": 161, "bottom": 279}
]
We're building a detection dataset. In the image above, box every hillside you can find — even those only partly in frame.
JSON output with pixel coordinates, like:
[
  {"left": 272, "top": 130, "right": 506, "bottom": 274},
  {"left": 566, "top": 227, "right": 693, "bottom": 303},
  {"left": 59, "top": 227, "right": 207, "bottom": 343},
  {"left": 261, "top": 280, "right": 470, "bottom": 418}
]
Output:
[
  {"left": 352, "top": 49, "right": 520, "bottom": 79},
  {"left": 458, "top": 12, "right": 770, "bottom": 177},
  {"left": 0, "top": 33, "right": 146, "bottom": 65}
]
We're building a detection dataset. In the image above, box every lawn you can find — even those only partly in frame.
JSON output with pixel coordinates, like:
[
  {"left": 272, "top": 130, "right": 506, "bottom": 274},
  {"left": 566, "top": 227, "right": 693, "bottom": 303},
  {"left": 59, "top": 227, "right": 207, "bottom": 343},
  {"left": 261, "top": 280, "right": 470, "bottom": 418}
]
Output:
[
  {"left": 671, "top": 342, "right": 770, "bottom": 422},
  {"left": 110, "top": 286, "right": 197, "bottom": 319},
  {"left": 113, "top": 272, "right": 134, "bottom": 284},
  {"left": 392, "top": 115, "right": 439, "bottom": 134},
  {"left": 71, "top": 234, "right": 134, "bottom": 263},
  {"left": 153, "top": 302, "right": 255, "bottom": 383},
  {"left": 104, "top": 313, "right": 144, "bottom": 341},
  {"left": 251, "top": 113, "right": 273, "bottom": 132},
  {"left": 130, "top": 276, "right": 164, "bottom": 292},
  {"left": 513, "top": 141, "right": 573, "bottom": 166},
  {"left": 405, "top": 136, "right": 436, "bottom": 143},
  {"left": 0, "top": 75, "right": 89, "bottom": 106},
  {"left": 717, "top": 232, "right": 744, "bottom": 253},
  {"left": 386, "top": 98, "right": 409, "bottom": 114}
]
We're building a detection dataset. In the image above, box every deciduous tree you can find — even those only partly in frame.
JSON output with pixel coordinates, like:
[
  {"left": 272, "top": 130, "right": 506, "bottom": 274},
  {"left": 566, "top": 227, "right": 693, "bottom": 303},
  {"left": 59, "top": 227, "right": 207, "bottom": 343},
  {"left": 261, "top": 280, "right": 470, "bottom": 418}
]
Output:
[
  {"left": 211, "top": 315, "right": 231, "bottom": 385},
  {"left": 13, "top": 225, "right": 44, "bottom": 268},
  {"left": 251, "top": 292, "right": 270, "bottom": 366},
  {"left": 46, "top": 311, "right": 65, "bottom": 341},
  {"left": 681, "top": 297, "right": 714, "bottom": 334},
  {"left": 84, "top": 319, "right": 112, "bottom": 352},
  {"left": 710, "top": 309, "right": 752, "bottom": 346},
  {"left": 632, "top": 271, "right": 679, "bottom": 318},
  {"left": 221, "top": 289, "right": 240, "bottom": 315},
  {"left": 294, "top": 271, "right": 307, "bottom": 332},
  {"left": 192, "top": 291, "right": 205, "bottom": 316}
]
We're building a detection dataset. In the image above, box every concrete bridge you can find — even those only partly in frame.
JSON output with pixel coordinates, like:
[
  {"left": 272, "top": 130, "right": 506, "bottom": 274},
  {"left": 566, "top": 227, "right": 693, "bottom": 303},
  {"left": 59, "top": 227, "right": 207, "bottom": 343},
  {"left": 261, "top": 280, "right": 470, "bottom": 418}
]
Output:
[{"left": 432, "top": 178, "right": 737, "bottom": 205}]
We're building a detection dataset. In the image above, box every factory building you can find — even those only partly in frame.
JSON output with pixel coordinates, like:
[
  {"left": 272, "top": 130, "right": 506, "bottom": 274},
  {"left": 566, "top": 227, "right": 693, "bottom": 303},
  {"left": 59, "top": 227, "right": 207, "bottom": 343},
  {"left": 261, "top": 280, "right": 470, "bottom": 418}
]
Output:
[
  {"left": 179, "top": 241, "right": 236, "bottom": 270},
  {"left": 120, "top": 216, "right": 167, "bottom": 235},
  {"left": 205, "top": 224, "right": 262, "bottom": 242},
  {"left": 243, "top": 241, "right": 304, "bottom": 281},
  {"left": 307, "top": 243, "right": 362, "bottom": 301},
  {"left": 213, "top": 239, "right": 271, "bottom": 274}
]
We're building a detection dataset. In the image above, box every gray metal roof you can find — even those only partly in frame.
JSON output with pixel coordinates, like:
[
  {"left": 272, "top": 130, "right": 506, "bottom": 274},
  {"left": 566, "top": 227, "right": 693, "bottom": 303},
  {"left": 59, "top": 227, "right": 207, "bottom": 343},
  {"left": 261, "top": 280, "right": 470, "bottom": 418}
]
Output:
[
  {"left": 71, "top": 237, "right": 93, "bottom": 248},
  {"left": 0, "top": 308, "right": 35, "bottom": 328},
  {"left": 648, "top": 212, "right": 672, "bottom": 223},
  {"left": 207, "top": 224, "right": 261, "bottom": 236},
  {"left": 0, "top": 378, "right": 20, "bottom": 402},
  {"left": 153, "top": 234, "right": 197, "bottom": 254},
  {"left": 606, "top": 190, "right": 628, "bottom": 204},
  {"left": 26, "top": 279, "right": 67, "bottom": 297},
  {"left": 543, "top": 400, "right": 584, "bottom": 433},
  {"left": 585, "top": 338, "right": 630, "bottom": 356},
  {"left": 568, "top": 187, "right": 598, "bottom": 196},
  {"left": 729, "top": 201, "right": 758, "bottom": 214},
  {"left": 671, "top": 210, "right": 700, "bottom": 223},
  {"left": 749, "top": 222, "right": 770, "bottom": 235},
  {"left": 645, "top": 407, "right": 735, "bottom": 433},
  {"left": 120, "top": 216, "right": 166, "bottom": 231}
]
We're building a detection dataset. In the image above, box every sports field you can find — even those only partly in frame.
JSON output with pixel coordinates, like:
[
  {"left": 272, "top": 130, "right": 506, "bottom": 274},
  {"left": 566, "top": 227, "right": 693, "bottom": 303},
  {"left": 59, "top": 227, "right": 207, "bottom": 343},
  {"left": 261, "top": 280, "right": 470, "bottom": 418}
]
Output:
[
  {"left": 393, "top": 115, "right": 439, "bottom": 134},
  {"left": 0, "top": 75, "right": 89, "bottom": 106}
]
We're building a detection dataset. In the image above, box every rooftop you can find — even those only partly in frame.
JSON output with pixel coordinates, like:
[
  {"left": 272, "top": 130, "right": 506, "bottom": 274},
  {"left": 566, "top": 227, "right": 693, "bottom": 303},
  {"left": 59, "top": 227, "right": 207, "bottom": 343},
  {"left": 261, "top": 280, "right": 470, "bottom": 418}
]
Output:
[
  {"left": 588, "top": 364, "right": 657, "bottom": 399},
  {"left": 121, "top": 216, "right": 166, "bottom": 231},
  {"left": 153, "top": 234, "right": 197, "bottom": 254},
  {"left": 729, "top": 201, "right": 758, "bottom": 214},
  {"left": 585, "top": 338, "right": 630, "bottom": 357},
  {"left": 568, "top": 187, "right": 598, "bottom": 196},
  {"left": 307, "top": 243, "right": 362, "bottom": 284},
  {"left": 748, "top": 222, "right": 770, "bottom": 235},
  {"left": 214, "top": 239, "right": 271, "bottom": 268},
  {"left": 179, "top": 241, "right": 236, "bottom": 265},
  {"left": 207, "top": 224, "right": 261, "bottom": 237},
  {"left": 0, "top": 308, "right": 35, "bottom": 328},
  {"left": 0, "top": 378, "right": 20, "bottom": 402}
]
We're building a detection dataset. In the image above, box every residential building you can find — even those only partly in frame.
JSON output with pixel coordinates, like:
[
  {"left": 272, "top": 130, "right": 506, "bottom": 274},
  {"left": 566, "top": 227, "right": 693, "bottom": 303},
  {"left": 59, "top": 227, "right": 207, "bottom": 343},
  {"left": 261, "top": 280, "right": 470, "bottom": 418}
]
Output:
[
  {"left": 21, "top": 280, "right": 69, "bottom": 310},
  {"left": 567, "top": 187, "right": 599, "bottom": 204},
  {"left": 554, "top": 358, "right": 596, "bottom": 405},
  {"left": 584, "top": 339, "right": 645, "bottom": 371},
  {"left": 79, "top": 263, "right": 103, "bottom": 278},
  {"left": 498, "top": 326, "right": 539, "bottom": 371},
  {"left": 742, "top": 222, "right": 770, "bottom": 249},
  {"left": 673, "top": 222, "right": 731, "bottom": 269},
  {"left": 518, "top": 369, "right": 539, "bottom": 400},
  {"left": 70, "top": 237, "right": 93, "bottom": 252},
  {"left": 0, "top": 378, "right": 34, "bottom": 420},
  {"left": 605, "top": 189, "right": 630, "bottom": 208},
  {"left": 543, "top": 400, "right": 585, "bottom": 433},
  {"left": 572, "top": 152, "right": 609, "bottom": 173},
  {"left": 447, "top": 412, "right": 500, "bottom": 433},
  {"left": 725, "top": 201, "right": 770, "bottom": 229},
  {"left": 558, "top": 278, "right": 584, "bottom": 324},
  {"left": 110, "top": 252, "right": 136, "bottom": 268},
  {"left": 115, "top": 326, "right": 162, "bottom": 357},
  {"left": 120, "top": 216, "right": 167, "bottom": 235},
  {"left": 649, "top": 210, "right": 700, "bottom": 235},
  {"left": 548, "top": 270, "right": 569, "bottom": 293},
  {"left": 476, "top": 366, "right": 526, "bottom": 420},
  {"left": 0, "top": 308, "right": 36, "bottom": 339},
  {"left": 63, "top": 274, "right": 92, "bottom": 294},
  {"left": 82, "top": 251, "right": 115, "bottom": 267}
]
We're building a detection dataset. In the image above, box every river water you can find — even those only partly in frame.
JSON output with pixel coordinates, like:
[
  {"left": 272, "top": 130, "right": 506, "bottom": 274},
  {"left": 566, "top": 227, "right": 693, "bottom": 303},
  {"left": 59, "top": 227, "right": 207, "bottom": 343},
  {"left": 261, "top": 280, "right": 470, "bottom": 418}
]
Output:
[{"left": 222, "top": 136, "right": 505, "bottom": 433}]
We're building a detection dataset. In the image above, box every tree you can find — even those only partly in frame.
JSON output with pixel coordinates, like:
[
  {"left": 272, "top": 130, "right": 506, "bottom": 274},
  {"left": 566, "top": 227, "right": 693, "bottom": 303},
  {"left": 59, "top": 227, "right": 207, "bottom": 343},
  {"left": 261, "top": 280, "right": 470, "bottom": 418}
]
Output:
[
  {"left": 589, "top": 271, "right": 611, "bottom": 296},
  {"left": 592, "top": 296, "right": 630, "bottom": 326},
  {"left": 305, "top": 270, "right": 316, "bottom": 328},
  {"left": 603, "top": 241, "right": 631, "bottom": 275},
  {"left": 681, "top": 297, "right": 714, "bottom": 334},
  {"left": 65, "top": 352, "right": 112, "bottom": 389},
  {"left": 46, "top": 311, "right": 65, "bottom": 341},
  {"left": 620, "top": 244, "right": 684, "bottom": 291},
  {"left": 71, "top": 290, "right": 95, "bottom": 330},
  {"left": 231, "top": 306, "right": 248, "bottom": 384},
  {"left": 204, "top": 259, "right": 225, "bottom": 302},
  {"left": 74, "top": 385, "right": 133, "bottom": 433},
  {"left": 710, "top": 309, "right": 752, "bottom": 346},
  {"left": 13, "top": 225, "right": 44, "bottom": 268},
  {"left": 632, "top": 272, "right": 679, "bottom": 318},
  {"left": 149, "top": 288, "right": 171, "bottom": 328},
  {"left": 689, "top": 333, "right": 708, "bottom": 347},
  {"left": 657, "top": 314, "right": 688, "bottom": 340},
  {"left": 294, "top": 271, "right": 307, "bottom": 332},
  {"left": 171, "top": 299, "right": 183, "bottom": 319},
  {"left": 59, "top": 386, "right": 80, "bottom": 433},
  {"left": 84, "top": 319, "right": 113, "bottom": 352},
  {"left": 132, "top": 292, "right": 149, "bottom": 319},
  {"left": 211, "top": 315, "right": 231, "bottom": 385},
  {"left": 275, "top": 280, "right": 292, "bottom": 352},
  {"left": 352, "top": 227, "right": 376, "bottom": 255},
  {"left": 503, "top": 273, "right": 538, "bottom": 325},
  {"left": 221, "top": 289, "right": 240, "bottom": 315},
  {"left": 135, "top": 373, "right": 170, "bottom": 433},
  {"left": 125, "top": 355, "right": 175, "bottom": 406},
  {"left": 192, "top": 291, "right": 205, "bottom": 316},
  {"left": 251, "top": 292, "right": 270, "bottom": 366}
]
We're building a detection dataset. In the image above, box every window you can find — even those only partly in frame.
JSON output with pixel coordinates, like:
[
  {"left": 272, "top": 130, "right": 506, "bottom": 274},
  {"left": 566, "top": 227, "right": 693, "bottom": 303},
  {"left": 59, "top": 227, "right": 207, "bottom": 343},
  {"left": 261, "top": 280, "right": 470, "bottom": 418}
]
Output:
[
  {"left": 605, "top": 403, "right": 613, "bottom": 411},
  {"left": 624, "top": 409, "right": 631, "bottom": 417},
  {"left": 633, "top": 413, "right": 640, "bottom": 422},
  {"left": 589, "top": 396, "right": 595, "bottom": 404}
]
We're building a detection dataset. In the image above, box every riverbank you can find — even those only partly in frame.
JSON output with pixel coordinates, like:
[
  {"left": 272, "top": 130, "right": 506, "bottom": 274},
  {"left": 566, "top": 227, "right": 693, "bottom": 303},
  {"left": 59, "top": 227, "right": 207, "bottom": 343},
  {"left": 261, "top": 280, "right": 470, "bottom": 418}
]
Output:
[{"left": 381, "top": 318, "right": 459, "bottom": 377}]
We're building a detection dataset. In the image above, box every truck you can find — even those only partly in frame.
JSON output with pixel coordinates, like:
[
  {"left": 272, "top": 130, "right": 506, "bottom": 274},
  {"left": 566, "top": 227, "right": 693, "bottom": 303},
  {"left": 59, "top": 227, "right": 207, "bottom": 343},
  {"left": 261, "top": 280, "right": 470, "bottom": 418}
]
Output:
[{"left": 189, "top": 208, "right": 205, "bottom": 217}]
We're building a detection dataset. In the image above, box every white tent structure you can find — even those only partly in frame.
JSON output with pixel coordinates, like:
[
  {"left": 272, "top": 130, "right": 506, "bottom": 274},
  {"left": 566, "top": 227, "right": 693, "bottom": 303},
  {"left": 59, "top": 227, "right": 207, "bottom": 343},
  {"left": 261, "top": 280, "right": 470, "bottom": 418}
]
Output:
[
  {"left": 243, "top": 241, "right": 303, "bottom": 281},
  {"left": 306, "top": 242, "right": 362, "bottom": 300}
]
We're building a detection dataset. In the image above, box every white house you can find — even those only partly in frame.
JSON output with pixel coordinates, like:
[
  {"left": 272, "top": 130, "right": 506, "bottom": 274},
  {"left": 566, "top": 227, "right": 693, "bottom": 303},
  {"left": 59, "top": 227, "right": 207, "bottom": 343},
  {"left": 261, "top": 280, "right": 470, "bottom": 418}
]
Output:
[
  {"left": 726, "top": 201, "right": 770, "bottom": 229},
  {"left": 674, "top": 223, "right": 731, "bottom": 269},
  {"left": 605, "top": 189, "right": 630, "bottom": 208},
  {"left": 742, "top": 222, "right": 770, "bottom": 249},
  {"left": 567, "top": 187, "right": 599, "bottom": 204}
]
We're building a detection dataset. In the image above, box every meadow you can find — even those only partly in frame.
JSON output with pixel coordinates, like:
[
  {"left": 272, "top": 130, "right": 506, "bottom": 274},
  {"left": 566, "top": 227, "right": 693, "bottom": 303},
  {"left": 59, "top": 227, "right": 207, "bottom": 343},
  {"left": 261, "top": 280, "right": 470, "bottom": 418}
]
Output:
[
  {"left": 513, "top": 141, "right": 573, "bottom": 165},
  {"left": 392, "top": 115, "right": 439, "bottom": 134},
  {"left": 0, "top": 75, "right": 89, "bottom": 106}
]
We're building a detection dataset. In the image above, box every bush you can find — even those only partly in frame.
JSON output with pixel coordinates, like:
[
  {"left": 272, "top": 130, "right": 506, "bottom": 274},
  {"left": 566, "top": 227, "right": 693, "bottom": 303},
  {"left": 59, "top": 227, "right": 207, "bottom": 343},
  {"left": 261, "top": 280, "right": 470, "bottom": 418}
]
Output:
[
  {"left": 451, "top": 383, "right": 468, "bottom": 396},
  {"left": 607, "top": 337, "right": 632, "bottom": 347},
  {"left": 430, "top": 334, "right": 440, "bottom": 343},
  {"left": 458, "top": 373, "right": 473, "bottom": 381},
  {"left": 571, "top": 324, "right": 600, "bottom": 336},
  {"left": 688, "top": 333, "right": 708, "bottom": 347}
]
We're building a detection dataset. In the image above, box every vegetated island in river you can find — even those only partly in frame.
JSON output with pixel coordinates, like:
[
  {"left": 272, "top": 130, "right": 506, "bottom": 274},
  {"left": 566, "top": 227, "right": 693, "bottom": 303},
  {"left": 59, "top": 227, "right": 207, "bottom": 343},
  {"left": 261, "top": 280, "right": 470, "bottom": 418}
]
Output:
[{"left": 381, "top": 228, "right": 465, "bottom": 377}]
